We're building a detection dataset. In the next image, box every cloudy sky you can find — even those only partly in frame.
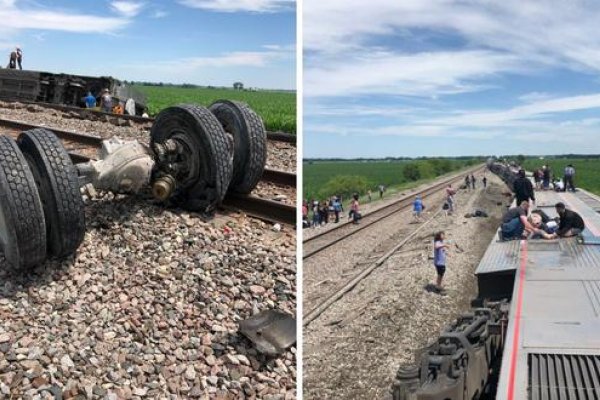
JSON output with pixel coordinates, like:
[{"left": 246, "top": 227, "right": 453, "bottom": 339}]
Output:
[
  {"left": 0, "top": 0, "right": 295, "bottom": 89},
  {"left": 303, "top": 0, "right": 600, "bottom": 158}
]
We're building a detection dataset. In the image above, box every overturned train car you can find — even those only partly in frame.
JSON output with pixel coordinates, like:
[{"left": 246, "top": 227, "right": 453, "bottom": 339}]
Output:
[
  {"left": 392, "top": 162, "right": 521, "bottom": 400},
  {"left": 0, "top": 69, "right": 146, "bottom": 115}
]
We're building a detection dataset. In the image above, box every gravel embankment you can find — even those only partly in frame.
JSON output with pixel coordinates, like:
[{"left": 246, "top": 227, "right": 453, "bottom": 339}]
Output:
[
  {"left": 0, "top": 192, "right": 296, "bottom": 399},
  {"left": 304, "top": 173, "right": 508, "bottom": 399}
]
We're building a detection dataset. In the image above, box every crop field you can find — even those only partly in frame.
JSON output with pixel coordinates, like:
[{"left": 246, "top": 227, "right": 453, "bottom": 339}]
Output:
[
  {"left": 303, "top": 158, "right": 479, "bottom": 202},
  {"left": 135, "top": 85, "right": 296, "bottom": 133},
  {"left": 522, "top": 157, "right": 600, "bottom": 195}
]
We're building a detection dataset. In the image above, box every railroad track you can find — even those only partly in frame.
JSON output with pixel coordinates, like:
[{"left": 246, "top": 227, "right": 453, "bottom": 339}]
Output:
[
  {"left": 303, "top": 164, "right": 485, "bottom": 259},
  {"left": 303, "top": 166, "right": 486, "bottom": 326},
  {"left": 0, "top": 117, "right": 296, "bottom": 225},
  {"left": 17, "top": 101, "right": 297, "bottom": 143}
]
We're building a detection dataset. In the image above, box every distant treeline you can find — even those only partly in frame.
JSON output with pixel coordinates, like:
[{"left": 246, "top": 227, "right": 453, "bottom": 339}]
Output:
[{"left": 126, "top": 81, "right": 295, "bottom": 93}]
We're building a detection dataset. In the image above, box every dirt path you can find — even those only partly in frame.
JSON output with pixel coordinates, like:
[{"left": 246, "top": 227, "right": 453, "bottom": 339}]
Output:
[{"left": 303, "top": 173, "right": 509, "bottom": 399}]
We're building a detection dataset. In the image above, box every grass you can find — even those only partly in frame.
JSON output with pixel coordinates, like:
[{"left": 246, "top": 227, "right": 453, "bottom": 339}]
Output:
[
  {"left": 521, "top": 157, "right": 600, "bottom": 195},
  {"left": 303, "top": 158, "right": 480, "bottom": 204},
  {"left": 135, "top": 85, "right": 296, "bottom": 133}
]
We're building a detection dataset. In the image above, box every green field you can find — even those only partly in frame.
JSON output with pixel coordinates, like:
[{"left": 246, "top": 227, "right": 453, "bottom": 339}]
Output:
[
  {"left": 135, "top": 85, "right": 296, "bottom": 133},
  {"left": 303, "top": 158, "right": 480, "bottom": 203},
  {"left": 522, "top": 157, "right": 600, "bottom": 195}
]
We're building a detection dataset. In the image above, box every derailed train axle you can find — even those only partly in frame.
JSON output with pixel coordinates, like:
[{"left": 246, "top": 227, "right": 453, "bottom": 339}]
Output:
[
  {"left": 392, "top": 301, "right": 509, "bottom": 400},
  {"left": 0, "top": 100, "right": 267, "bottom": 270}
]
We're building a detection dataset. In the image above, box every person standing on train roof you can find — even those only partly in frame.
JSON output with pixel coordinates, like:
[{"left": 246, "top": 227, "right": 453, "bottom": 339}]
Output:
[
  {"left": 513, "top": 169, "right": 535, "bottom": 206},
  {"left": 563, "top": 164, "right": 576, "bottom": 192},
  {"left": 16, "top": 47, "right": 22, "bottom": 70},
  {"left": 84, "top": 92, "right": 96, "bottom": 108},
  {"left": 542, "top": 165, "right": 551, "bottom": 190}
]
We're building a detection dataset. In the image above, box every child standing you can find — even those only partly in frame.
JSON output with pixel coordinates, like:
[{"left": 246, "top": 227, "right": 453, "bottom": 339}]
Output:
[{"left": 433, "top": 231, "right": 450, "bottom": 291}]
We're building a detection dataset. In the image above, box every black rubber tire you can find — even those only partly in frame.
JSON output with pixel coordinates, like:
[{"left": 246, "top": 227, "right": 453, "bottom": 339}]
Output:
[
  {"left": 17, "top": 129, "right": 86, "bottom": 258},
  {"left": 151, "top": 104, "right": 233, "bottom": 212},
  {"left": 209, "top": 100, "right": 267, "bottom": 193},
  {"left": 0, "top": 135, "right": 47, "bottom": 269}
]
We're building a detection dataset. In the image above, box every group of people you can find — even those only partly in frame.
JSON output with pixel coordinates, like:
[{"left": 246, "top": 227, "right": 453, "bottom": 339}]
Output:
[
  {"left": 84, "top": 89, "right": 115, "bottom": 113},
  {"left": 302, "top": 195, "right": 348, "bottom": 228},
  {"left": 500, "top": 200, "right": 584, "bottom": 241},
  {"left": 6, "top": 47, "right": 23, "bottom": 70},
  {"left": 464, "top": 174, "right": 487, "bottom": 190},
  {"left": 532, "top": 164, "right": 576, "bottom": 192}
]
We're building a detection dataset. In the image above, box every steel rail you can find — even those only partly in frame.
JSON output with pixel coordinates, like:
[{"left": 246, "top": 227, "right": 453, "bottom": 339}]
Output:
[
  {"left": 302, "top": 164, "right": 485, "bottom": 259},
  {"left": 0, "top": 117, "right": 296, "bottom": 187},
  {"left": 0, "top": 118, "right": 296, "bottom": 225},
  {"left": 13, "top": 101, "right": 297, "bottom": 142}
]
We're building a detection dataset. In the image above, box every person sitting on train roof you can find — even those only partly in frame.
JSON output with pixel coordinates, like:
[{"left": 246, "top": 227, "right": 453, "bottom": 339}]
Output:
[
  {"left": 499, "top": 200, "right": 543, "bottom": 241},
  {"left": 7, "top": 50, "right": 17, "bottom": 69},
  {"left": 548, "top": 202, "right": 585, "bottom": 238}
]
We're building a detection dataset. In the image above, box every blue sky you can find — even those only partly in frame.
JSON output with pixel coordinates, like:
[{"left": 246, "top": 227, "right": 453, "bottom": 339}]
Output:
[
  {"left": 0, "top": 0, "right": 295, "bottom": 89},
  {"left": 303, "top": 0, "right": 600, "bottom": 158}
]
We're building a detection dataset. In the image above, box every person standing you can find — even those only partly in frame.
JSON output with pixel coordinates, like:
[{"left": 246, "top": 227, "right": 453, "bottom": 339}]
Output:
[
  {"left": 470, "top": 174, "right": 476, "bottom": 189},
  {"left": 333, "top": 197, "right": 342, "bottom": 223},
  {"left": 379, "top": 185, "right": 385, "bottom": 199},
  {"left": 100, "top": 88, "right": 113, "bottom": 113},
  {"left": 513, "top": 169, "right": 535, "bottom": 206},
  {"left": 433, "top": 231, "right": 450, "bottom": 291},
  {"left": 563, "top": 164, "right": 575, "bottom": 192},
  {"left": 542, "top": 165, "right": 551, "bottom": 190},
  {"left": 7, "top": 51, "right": 17, "bottom": 69},
  {"left": 413, "top": 196, "right": 424, "bottom": 222},
  {"left": 483, "top": 176, "right": 487, "bottom": 188},
  {"left": 464, "top": 175, "right": 471, "bottom": 190},
  {"left": 312, "top": 201, "right": 320, "bottom": 228},
  {"left": 16, "top": 47, "right": 22, "bottom": 70},
  {"left": 350, "top": 194, "right": 361, "bottom": 224},
  {"left": 367, "top": 189, "right": 372, "bottom": 202},
  {"left": 445, "top": 184, "right": 456, "bottom": 214},
  {"left": 84, "top": 92, "right": 96, "bottom": 108}
]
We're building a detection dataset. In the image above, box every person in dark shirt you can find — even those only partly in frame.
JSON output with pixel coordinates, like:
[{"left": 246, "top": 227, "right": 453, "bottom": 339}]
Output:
[
  {"left": 513, "top": 169, "right": 535, "bottom": 205},
  {"left": 500, "top": 200, "right": 542, "bottom": 240},
  {"left": 7, "top": 51, "right": 17, "bottom": 69},
  {"left": 551, "top": 202, "right": 585, "bottom": 237}
]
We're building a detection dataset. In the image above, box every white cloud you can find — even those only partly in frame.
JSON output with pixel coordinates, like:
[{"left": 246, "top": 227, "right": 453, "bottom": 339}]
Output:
[
  {"left": 110, "top": 1, "right": 144, "bottom": 17},
  {"left": 0, "top": 2, "right": 128, "bottom": 33},
  {"left": 304, "top": 50, "right": 522, "bottom": 97},
  {"left": 178, "top": 0, "right": 294, "bottom": 13},
  {"left": 304, "top": 0, "right": 600, "bottom": 99},
  {"left": 152, "top": 10, "right": 168, "bottom": 18}
]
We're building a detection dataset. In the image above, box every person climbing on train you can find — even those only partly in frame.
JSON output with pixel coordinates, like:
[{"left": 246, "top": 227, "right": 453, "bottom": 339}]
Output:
[
  {"left": 413, "top": 195, "right": 424, "bottom": 222},
  {"left": 84, "top": 91, "right": 96, "bottom": 108},
  {"left": 499, "top": 200, "right": 542, "bottom": 241},
  {"left": 433, "top": 231, "right": 450, "bottom": 291},
  {"left": 513, "top": 169, "right": 535, "bottom": 206},
  {"left": 551, "top": 202, "right": 585, "bottom": 238}
]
